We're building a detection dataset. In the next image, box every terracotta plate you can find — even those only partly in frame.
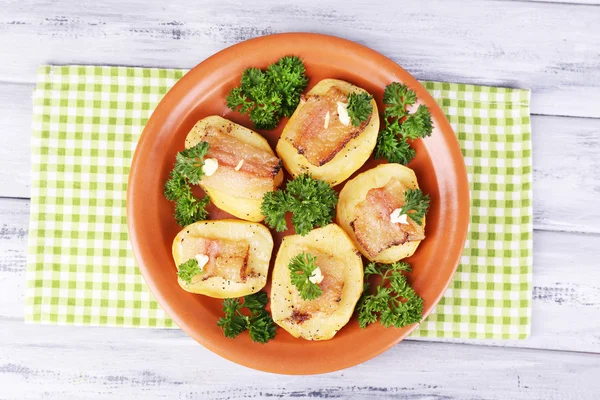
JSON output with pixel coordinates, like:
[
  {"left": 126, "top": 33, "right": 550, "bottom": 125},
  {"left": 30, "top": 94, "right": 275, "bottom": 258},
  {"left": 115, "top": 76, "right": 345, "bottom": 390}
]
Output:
[{"left": 127, "top": 33, "right": 469, "bottom": 374}]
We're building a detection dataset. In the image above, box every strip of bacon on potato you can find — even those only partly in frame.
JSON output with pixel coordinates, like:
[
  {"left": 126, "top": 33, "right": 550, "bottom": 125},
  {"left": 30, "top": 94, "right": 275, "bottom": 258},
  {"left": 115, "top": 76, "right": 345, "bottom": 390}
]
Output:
[
  {"left": 200, "top": 126, "right": 282, "bottom": 200},
  {"left": 351, "top": 179, "right": 425, "bottom": 259},
  {"left": 286, "top": 86, "right": 370, "bottom": 166}
]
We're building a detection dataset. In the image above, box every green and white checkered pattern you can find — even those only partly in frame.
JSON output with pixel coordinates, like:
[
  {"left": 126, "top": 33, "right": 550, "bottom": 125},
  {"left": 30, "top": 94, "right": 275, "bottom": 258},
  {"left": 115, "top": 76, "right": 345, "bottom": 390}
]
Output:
[
  {"left": 412, "top": 82, "right": 533, "bottom": 339},
  {"left": 26, "top": 66, "right": 532, "bottom": 339}
]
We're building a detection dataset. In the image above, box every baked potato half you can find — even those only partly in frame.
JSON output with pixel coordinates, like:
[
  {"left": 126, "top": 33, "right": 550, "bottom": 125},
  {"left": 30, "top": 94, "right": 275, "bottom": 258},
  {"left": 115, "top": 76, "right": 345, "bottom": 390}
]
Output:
[
  {"left": 276, "top": 79, "right": 379, "bottom": 186},
  {"left": 337, "top": 163, "right": 426, "bottom": 263},
  {"left": 271, "top": 224, "right": 363, "bottom": 341},
  {"left": 185, "top": 116, "right": 284, "bottom": 222},
  {"left": 172, "top": 219, "right": 273, "bottom": 298}
]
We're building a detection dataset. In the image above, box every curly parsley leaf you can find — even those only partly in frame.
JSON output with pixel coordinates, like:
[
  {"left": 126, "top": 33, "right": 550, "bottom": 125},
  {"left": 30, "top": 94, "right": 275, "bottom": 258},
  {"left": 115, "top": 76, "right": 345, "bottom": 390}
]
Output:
[
  {"left": 288, "top": 253, "right": 323, "bottom": 300},
  {"left": 164, "top": 142, "right": 211, "bottom": 227},
  {"left": 217, "top": 298, "right": 247, "bottom": 339},
  {"left": 242, "top": 291, "right": 269, "bottom": 315},
  {"left": 399, "top": 104, "right": 433, "bottom": 140},
  {"left": 399, "top": 188, "right": 431, "bottom": 226},
  {"left": 226, "top": 56, "right": 309, "bottom": 129},
  {"left": 261, "top": 174, "right": 338, "bottom": 236},
  {"left": 177, "top": 258, "right": 203, "bottom": 284},
  {"left": 164, "top": 170, "right": 189, "bottom": 202},
  {"left": 374, "top": 123, "right": 417, "bottom": 165},
  {"left": 346, "top": 92, "right": 373, "bottom": 127},
  {"left": 217, "top": 292, "right": 277, "bottom": 343},
  {"left": 225, "top": 87, "right": 253, "bottom": 115},
  {"left": 248, "top": 312, "right": 277, "bottom": 344},
  {"left": 375, "top": 83, "right": 432, "bottom": 165},
  {"left": 357, "top": 262, "right": 423, "bottom": 329},
  {"left": 383, "top": 82, "right": 417, "bottom": 119},
  {"left": 174, "top": 141, "right": 210, "bottom": 185},
  {"left": 260, "top": 190, "right": 291, "bottom": 233},
  {"left": 266, "top": 55, "right": 309, "bottom": 117},
  {"left": 174, "top": 193, "right": 210, "bottom": 227}
]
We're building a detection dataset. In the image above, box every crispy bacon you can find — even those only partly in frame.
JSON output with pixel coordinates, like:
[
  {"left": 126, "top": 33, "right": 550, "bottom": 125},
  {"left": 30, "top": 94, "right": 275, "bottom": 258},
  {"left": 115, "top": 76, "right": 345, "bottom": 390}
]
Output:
[
  {"left": 286, "top": 87, "right": 370, "bottom": 166},
  {"left": 200, "top": 126, "right": 282, "bottom": 199},
  {"left": 290, "top": 248, "right": 345, "bottom": 322},
  {"left": 180, "top": 236, "right": 250, "bottom": 283},
  {"left": 351, "top": 179, "right": 426, "bottom": 258}
]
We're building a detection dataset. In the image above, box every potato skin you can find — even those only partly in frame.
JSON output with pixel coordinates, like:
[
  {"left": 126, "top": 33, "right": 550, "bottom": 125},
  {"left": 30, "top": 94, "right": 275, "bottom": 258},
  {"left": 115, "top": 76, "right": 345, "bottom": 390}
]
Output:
[
  {"left": 172, "top": 219, "right": 273, "bottom": 298},
  {"left": 270, "top": 224, "right": 363, "bottom": 341},
  {"left": 185, "top": 116, "right": 283, "bottom": 222},
  {"left": 276, "top": 79, "right": 379, "bottom": 186},
  {"left": 337, "top": 163, "right": 425, "bottom": 263}
]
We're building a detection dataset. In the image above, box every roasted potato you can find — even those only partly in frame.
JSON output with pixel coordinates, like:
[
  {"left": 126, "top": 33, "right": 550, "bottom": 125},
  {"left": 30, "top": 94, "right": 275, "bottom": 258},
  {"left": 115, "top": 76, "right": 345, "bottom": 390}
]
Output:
[
  {"left": 270, "top": 224, "right": 363, "bottom": 341},
  {"left": 276, "top": 79, "right": 379, "bottom": 186},
  {"left": 185, "top": 116, "right": 284, "bottom": 222},
  {"left": 337, "top": 163, "right": 426, "bottom": 263},
  {"left": 172, "top": 219, "right": 273, "bottom": 298}
]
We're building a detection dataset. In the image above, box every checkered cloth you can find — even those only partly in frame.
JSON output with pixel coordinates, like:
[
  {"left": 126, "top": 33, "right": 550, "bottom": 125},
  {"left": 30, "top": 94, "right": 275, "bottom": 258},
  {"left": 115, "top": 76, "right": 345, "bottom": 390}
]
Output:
[{"left": 25, "top": 66, "right": 532, "bottom": 339}]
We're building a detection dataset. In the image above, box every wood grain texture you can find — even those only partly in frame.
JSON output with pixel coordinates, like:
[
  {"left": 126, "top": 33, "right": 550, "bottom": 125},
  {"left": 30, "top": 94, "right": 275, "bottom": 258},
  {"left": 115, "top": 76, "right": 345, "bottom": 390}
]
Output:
[
  {"left": 532, "top": 115, "right": 600, "bottom": 234},
  {"left": 2, "top": 198, "right": 599, "bottom": 353},
  {"left": 0, "top": 0, "right": 599, "bottom": 118},
  {"left": 505, "top": 0, "right": 600, "bottom": 4},
  {"left": 1, "top": 83, "right": 599, "bottom": 232},
  {"left": 0, "top": 82, "right": 32, "bottom": 199},
  {"left": 2, "top": 319, "right": 600, "bottom": 400},
  {"left": 2, "top": 0, "right": 600, "bottom": 397}
]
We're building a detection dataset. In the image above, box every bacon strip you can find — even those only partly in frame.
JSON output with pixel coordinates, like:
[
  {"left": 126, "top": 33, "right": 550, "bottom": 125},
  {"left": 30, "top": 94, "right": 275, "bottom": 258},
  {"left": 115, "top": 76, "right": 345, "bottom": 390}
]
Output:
[
  {"left": 288, "top": 249, "right": 346, "bottom": 323},
  {"left": 181, "top": 237, "right": 250, "bottom": 283},
  {"left": 351, "top": 179, "right": 426, "bottom": 258},
  {"left": 286, "top": 87, "right": 370, "bottom": 166},
  {"left": 201, "top": 126, "right": 282, "bottom": 199}
]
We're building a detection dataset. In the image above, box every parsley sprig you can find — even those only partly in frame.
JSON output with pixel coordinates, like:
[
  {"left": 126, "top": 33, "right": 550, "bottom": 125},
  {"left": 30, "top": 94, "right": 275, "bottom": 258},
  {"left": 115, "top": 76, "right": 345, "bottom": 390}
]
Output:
[
  {"left": 226, "top": 56, "right": 309, "bottom": 130},
  {"left": 288, "top": 253, "right": 323, "bottom": 300},
  {"left": 164, "top": 142, "right": 211, "bottom": 226},
  {"left": 346, "top": 92, "right": 373, "bottom": 127},
  {"left": 375, "top": 82, "right": 433, "bottom": 165},
  {"left": 400, "top": 188, "right": 431, "bottom": 226},
  {"left": 217, "top": 292, "right": 277, "bottom": 344},
  {"left": 261, "top": 174, "right": 338, "bottom": 236},
  {"left": 177, "top": 258, "right": 203, "bottom": 284},
  {"left": 357, "top": 262, "right": 423, "bottom": 329}
]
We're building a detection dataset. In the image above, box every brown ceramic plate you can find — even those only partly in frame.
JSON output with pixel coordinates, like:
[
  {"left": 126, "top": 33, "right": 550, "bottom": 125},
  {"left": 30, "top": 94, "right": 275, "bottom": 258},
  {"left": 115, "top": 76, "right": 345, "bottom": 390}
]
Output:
[{"left": 127, "top": 33, "right": 469, "bottom": 375}]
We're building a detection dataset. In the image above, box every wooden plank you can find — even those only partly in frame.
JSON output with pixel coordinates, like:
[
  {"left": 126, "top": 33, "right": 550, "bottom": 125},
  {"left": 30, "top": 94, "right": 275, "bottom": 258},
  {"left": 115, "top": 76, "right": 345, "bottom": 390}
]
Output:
[
  {"left": 533, "top": 115, "right": 600, "bottom": 234},
  {"left": 2, "top": 83, "right": 599, "bottom": 232},
  {"left": 2, "top": 198, "right": 600, "bottom": 353},
  {"left": 0, "top": 0, "right": 599, "bottom": 118},
  {"left": 505, "top": 0, "right": 600, "bottom": 4},
  {"left": 0, "top": 198, "right": 29, "bottom": 320},
  {"left": 0, "top": 82, "right": 32, "bottom": 199},
  {"left": 1, "top": 318, "right": 599, "bottom": 399}
]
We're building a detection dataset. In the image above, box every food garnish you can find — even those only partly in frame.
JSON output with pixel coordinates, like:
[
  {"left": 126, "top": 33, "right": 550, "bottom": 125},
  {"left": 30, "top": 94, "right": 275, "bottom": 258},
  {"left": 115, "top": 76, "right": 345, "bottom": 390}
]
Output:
[
  {"left": 164, "top": 142, "right": 211, "bottom": 226},
  {"left": 399, "top": 188, "right": 430, "bottom": 226},
  {"left": 226, "top": 56, "right": 309, "bottom": 130},
  {"left": 217, "top": 291, "right": 277, "bottom": 344},
  {"left": 357, "top": 261, "right": 423, "bottom": 329},
  {"left": 288, "top": 252, "right": 323, "bottom": 300},
  {"left": 375, "top": 82, "right": 433, "bottom": 165},
  {"left": 177, "top": 258, "right": 203, "bottom": 284},
  {"left": 261, "top": 174, "right": 338, "bottom": 236},
  {"left": 346, "top": 92, "right": 373, "bottom": 127}
]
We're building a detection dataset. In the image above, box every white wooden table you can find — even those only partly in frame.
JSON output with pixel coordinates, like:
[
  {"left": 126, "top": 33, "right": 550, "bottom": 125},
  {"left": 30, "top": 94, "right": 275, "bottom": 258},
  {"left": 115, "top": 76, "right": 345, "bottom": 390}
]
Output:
[{"left": 1, "top": 1, "right": 600, "bottom": 398}]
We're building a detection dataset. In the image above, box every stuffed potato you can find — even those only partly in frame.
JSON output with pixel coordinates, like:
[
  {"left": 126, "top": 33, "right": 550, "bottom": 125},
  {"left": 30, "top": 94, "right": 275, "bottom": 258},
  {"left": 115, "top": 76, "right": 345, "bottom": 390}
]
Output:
[
  {"left": 270, "top": 224, "right": 363, "bottom": 341},
  {"left": 185, "top": 116, "right": 284, "bottom": 222},
  {"left": 276, "top": 79, "right": 379, "bottom": 186},
  {"left": 172, "top": 219, "right": 273, "bottom": 298},
  {"left": 337, "top": 163, "right": 426, "bottom": 263}
]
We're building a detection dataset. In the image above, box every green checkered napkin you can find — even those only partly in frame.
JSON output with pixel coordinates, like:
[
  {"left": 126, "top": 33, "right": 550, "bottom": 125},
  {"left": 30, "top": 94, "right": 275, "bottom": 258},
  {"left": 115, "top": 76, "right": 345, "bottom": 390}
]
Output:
[{"left": 25, "top": 66, "right": 532, "bottom": 339}]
